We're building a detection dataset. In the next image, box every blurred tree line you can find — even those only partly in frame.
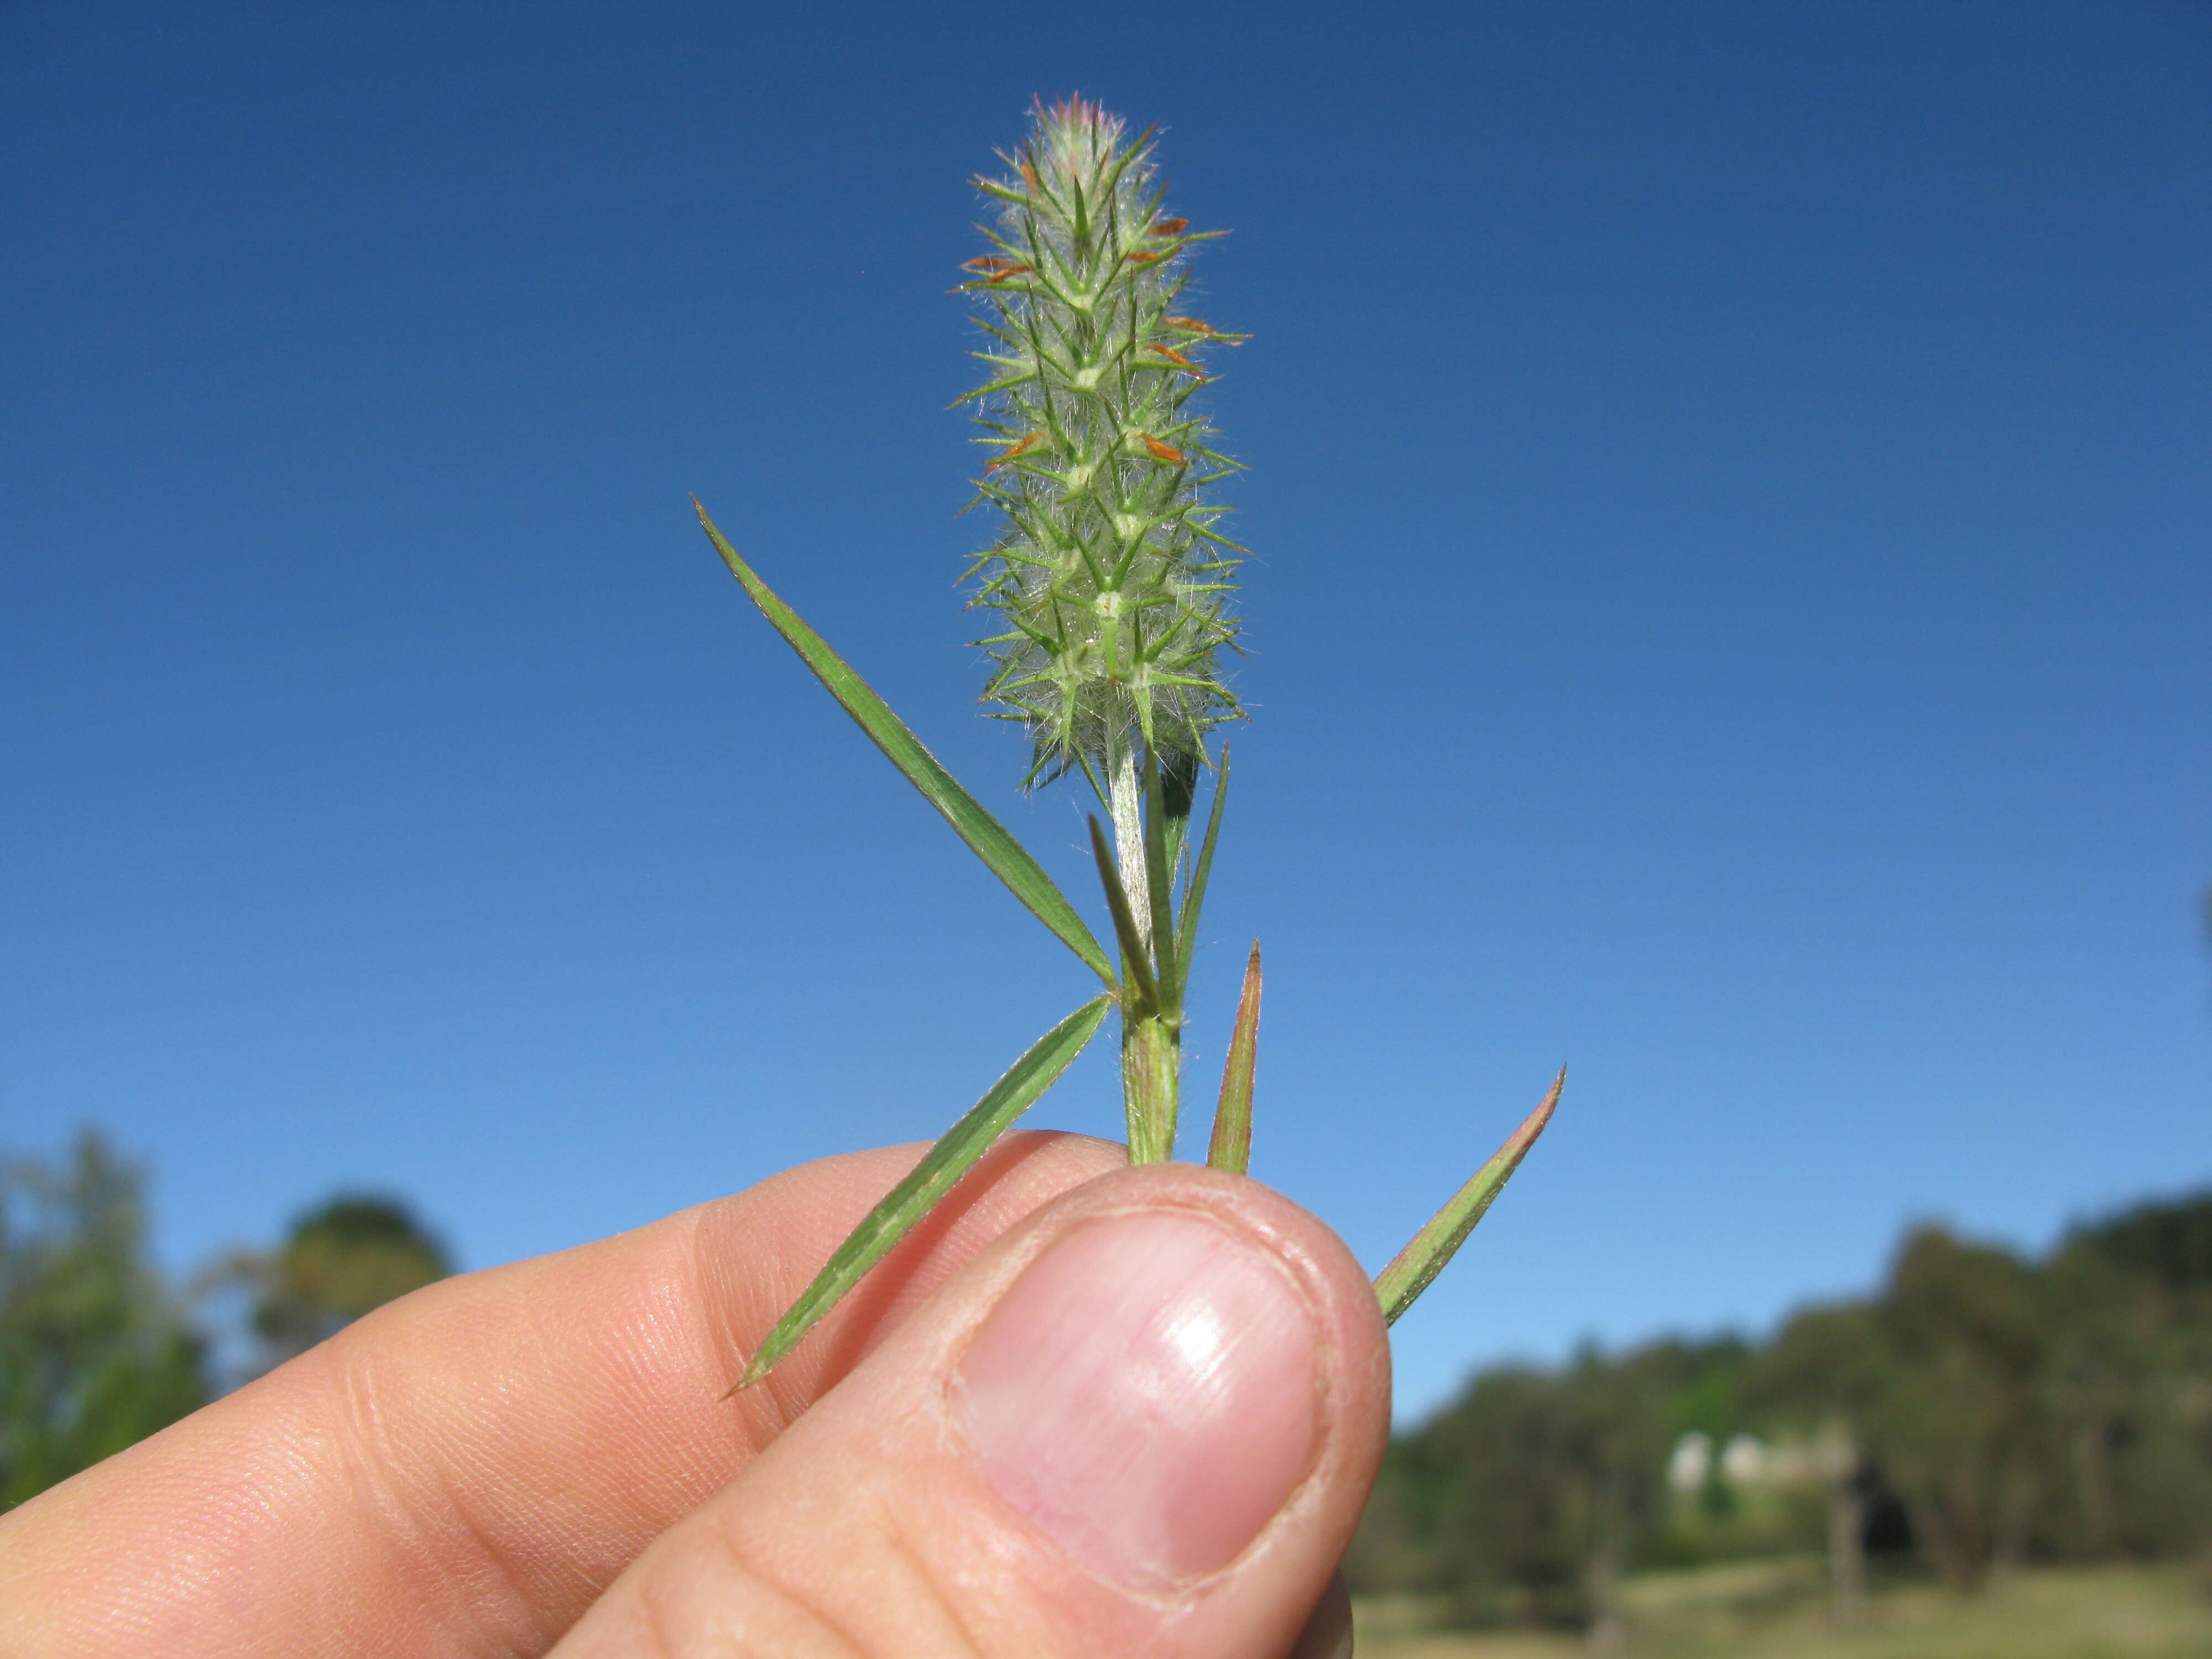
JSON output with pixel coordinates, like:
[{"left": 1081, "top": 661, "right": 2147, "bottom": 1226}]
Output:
[
  {"left": 1348, "top": 1192, "right": 2212, "bottom": 1640},
  {"left": 0, "top": 1130, "right": 449, "bottom": 1510}
]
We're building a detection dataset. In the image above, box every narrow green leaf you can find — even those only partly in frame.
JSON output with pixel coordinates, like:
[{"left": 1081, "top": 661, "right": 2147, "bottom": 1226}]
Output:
[
  {"left": 695, "top": 499, "right": 1113, "bottom": 987},
  {"left": 1162, "top": 800, "right": 1190, "bottom": 886},
  {"left": 732, "top": 995, "right": 1113, "bottom": 1391},
  {"left": 1139, "top": 749, "right": 1177, "bottom": 1005},
  {"left": 1373, "top": 1068, "right": 1567, "bottom": 1327},
  {"left": 1087, "top": 816, "right": 1158, "bottom": 1013},
  {"left": 1206, "top": 942, "right": 1263, "bottom": 1175},
  {"left": 1174, "top": 747, "right": 1230, "bottom": 981}
]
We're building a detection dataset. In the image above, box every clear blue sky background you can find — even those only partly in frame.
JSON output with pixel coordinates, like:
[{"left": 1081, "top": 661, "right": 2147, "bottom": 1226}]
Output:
[{"left": 5, "top": 1, "right": 2207, "bottom": 1420}]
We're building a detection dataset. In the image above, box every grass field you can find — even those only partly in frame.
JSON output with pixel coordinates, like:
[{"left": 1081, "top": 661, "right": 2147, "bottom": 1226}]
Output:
[{"left": 1352, "top": 1558, "right": 2212, "bottom": 1658}]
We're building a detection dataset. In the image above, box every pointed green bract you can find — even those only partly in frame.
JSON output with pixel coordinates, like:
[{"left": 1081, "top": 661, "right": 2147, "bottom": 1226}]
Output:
[
  {"left": 1173, "top": 747, "right": 1230, "bottom": 981},
  {"left": 695, "top": 500, "right": 1112, "bottom": 987},
  {"left": 1373, "top": 1068, "right": 1567, "bottom": 1326},
  {"left": 732, "top": 995, "right": 1112, "bottom": 1390},
  {"left": 959, "top": 97, "right": 1247, "bottom": 789},
  {"left": 1139, "top": 750, "right": 1178, "bottom": 1004},
  {"left": 1206, "top": 942, "right": 1263, "bottom": 1175}
]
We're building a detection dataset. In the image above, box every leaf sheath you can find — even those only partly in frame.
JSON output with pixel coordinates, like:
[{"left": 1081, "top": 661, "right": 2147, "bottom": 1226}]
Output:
[{"left": 1086, "top": 816, "right": 1159, "bottom": 1013}]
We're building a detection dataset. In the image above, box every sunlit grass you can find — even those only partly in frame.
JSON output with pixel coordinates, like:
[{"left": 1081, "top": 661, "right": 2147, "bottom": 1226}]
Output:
[{"left": 1354, "top": 1559, "right": 2212, "bottom": 1658}]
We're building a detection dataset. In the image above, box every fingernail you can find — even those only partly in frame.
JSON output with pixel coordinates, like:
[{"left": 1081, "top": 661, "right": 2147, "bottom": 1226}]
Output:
[{"left": 952, "top": 1209, "right": 1322, "bottom": 1591}]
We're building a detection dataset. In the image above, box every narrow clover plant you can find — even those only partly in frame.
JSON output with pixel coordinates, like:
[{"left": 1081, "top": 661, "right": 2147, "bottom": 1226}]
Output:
[{"left": 697, "top": 98, "right": 1562, "bottom": 1392}]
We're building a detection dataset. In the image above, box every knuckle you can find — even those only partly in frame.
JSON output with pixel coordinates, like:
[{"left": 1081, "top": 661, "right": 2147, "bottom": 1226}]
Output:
[{"left": 627, "top": 1498, "right": 991, "bottom": 1659}]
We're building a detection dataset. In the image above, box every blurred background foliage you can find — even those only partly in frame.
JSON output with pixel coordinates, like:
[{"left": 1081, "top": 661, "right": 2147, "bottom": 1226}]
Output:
[
  {"left": 1349, "top": 1189, "right": 2212, "bottom": 1645},
  {"left": 204, "top": 1191, "right": 452, "bottom": 1370},
  {"left": 0, "top": 1134, "right": 206, "bottom": 1507},
  {"left": 0, "top": 1130, "right": 448, "bottom": 1508},
  {"left": 1344, "top": 896, "right": 2212, "bottom": 1656}
]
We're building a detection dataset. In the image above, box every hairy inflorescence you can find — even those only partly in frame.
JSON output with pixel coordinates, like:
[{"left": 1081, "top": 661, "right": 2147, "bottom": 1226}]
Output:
[{"left": 957, "top": 97, "right": 1248, "bottom": 798}]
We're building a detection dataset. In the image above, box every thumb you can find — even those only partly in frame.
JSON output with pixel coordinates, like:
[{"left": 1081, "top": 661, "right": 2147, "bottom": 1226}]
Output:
[{"left": 550, "top": 1162, "right": 1389, "bottom": 1659}]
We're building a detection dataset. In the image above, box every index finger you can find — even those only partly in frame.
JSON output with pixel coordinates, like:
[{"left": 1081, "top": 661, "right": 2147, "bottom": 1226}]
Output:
[{"left": 0, "top": 1130, "right": 1125, "bottom": 1658}]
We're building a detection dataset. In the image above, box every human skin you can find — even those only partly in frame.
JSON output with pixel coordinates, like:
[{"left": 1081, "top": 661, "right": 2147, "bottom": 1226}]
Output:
[{"left": 0, "top": 1131, "right": 1386, "bottom": 1658}]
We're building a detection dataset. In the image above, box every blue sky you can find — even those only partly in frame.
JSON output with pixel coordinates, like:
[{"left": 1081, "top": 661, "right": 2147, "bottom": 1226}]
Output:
[{"left": 4, "top": 1, "right": 2207, "bottom": 1420}]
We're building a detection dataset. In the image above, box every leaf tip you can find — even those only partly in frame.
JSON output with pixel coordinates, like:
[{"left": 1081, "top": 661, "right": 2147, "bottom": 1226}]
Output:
[{"left": 721, "top": 1364, "right": 764, "bottom": 1400}]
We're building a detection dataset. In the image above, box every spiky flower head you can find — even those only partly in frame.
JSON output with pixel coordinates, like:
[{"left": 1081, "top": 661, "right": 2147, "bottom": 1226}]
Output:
[{"left": 958, "top": 97, "right": 1248, "bottom": 797}]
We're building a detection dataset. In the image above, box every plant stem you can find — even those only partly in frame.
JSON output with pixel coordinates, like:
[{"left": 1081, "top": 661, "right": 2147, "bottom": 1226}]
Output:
[
  {"left": 1107, "top": 737, "right": 1182, "bottom": 1162},
  {"left": 1121, "top": 1010, "right": 1180, "bottom": 1164}
]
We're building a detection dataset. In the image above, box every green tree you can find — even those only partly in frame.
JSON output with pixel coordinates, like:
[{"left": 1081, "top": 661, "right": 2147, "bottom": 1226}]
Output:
[
  {"left": 1754, "top": 1298, "right": 1890, "bottom": 1616},
  {"left": 227, "top": 1194, "right": 452, "bottom": 1372},
  {"left": 1861, "top": 1225, "right": 2052, "bottom": 1593},
  {"left": 1376, "top": 1342, "right": 1694, "bottom": 1644},
  {"left": 2037, "top": 1238, "right": 2158, "bottom": 1557},
  {"left": 1551, "top": 1345, "right": 1679, "bottom": 1648},
  {"left": 2056, "top": 1192, "right": 2212, "bottom": 1559},
  {"left": 2068, "top": 1192, "right": 2212, "bottom": 1297},
  {"left": 0, "top": 1131, "right": 207, "bottom": 1508},
  {"left": 1401, "top": 1363, "right": 1587, "bottom": 1628}
]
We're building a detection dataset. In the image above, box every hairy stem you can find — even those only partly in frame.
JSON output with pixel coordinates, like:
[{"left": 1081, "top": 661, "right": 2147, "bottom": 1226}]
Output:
[
  {"left": 1108, "top": 741, "right": 1152, "bottom": 953},
  {"left": 1121, "top": 1010, "right": 1180, "bottom": 1164}
]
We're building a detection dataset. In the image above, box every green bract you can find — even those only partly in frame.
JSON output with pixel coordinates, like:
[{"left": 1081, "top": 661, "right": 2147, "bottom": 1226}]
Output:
[{"left": 958, "top": 97, "right": 1247, "bottom": 795}]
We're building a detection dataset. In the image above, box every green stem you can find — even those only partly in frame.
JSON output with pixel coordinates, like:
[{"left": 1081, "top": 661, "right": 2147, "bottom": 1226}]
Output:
[{"left": 1120, "top": 1009, "right": 1181, "bottom": 1163}]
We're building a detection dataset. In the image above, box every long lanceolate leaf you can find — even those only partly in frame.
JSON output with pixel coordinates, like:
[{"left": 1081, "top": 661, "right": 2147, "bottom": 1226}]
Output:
[
  {"left": 732, "top": 994, "right": 1113, "bottom": 1391},
  {"left": 695, "top": 499, "right": 1114, "bottom": 988},
  {"left": 1373, "top": 1068, "right": 1566, "bottom": 1327}
]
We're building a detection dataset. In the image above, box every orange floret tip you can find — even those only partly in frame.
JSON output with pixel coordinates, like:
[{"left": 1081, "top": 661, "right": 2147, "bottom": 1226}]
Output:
[
  {"left": 987, "top": 432, "right": 1045, "bottom": 471},
  {"left": 1163, "top": 315, "right": 1214, "bottom": 333},
  {"left": 1144, "top": 345, "right": 1206, "bottom": 380},
  {"left": 1148, "top": 218, "right": 1188, "bottom": 236},
  {"left": 1141, "top": 435, "right": 1186, "bottom": 463},
  {"left": 1123, "top": 250, "right": 1162, "bottom": 265}
]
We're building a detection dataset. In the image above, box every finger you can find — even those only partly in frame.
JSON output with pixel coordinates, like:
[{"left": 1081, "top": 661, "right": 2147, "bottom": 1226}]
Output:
[
  {"left": 0, "top": 1130, "right": 1124, "bottom": 1658},
  {"left": 551, "top": 1162, "right": 1390, "bottom": 1659}
]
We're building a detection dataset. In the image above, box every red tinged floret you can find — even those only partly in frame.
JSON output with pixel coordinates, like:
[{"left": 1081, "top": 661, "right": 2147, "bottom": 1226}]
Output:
[
  {"left": 1144, "top": 344, "right": 1206, "bottom": 380},
  {"left": 963, "top": 257, "right": 1036, "bottom": 285},
  {"left": 1139, "top": 435, "right": 1186, "bottom": 463},
  {"left": 986, "top": 432, "right": 1045, "bottom": 471},
  {"left": 1147, "top": 218, "right": 1188, "bottom": 236}
]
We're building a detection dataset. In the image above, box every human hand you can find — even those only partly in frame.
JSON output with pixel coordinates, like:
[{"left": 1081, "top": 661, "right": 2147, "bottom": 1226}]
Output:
[{"left": 0, "top": 1131, "right": 1385, "bottom": 1657}]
